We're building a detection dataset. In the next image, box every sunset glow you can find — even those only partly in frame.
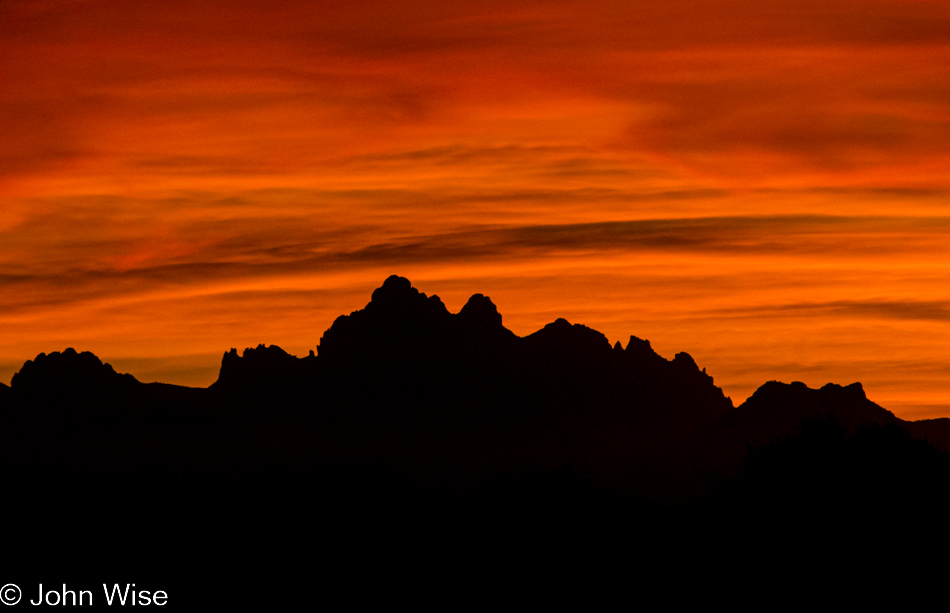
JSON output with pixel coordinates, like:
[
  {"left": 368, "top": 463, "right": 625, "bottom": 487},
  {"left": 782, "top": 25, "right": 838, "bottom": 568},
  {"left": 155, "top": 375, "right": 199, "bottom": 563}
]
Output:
[{"left": 3, "top": 0, "right": 950, "bottom": 418}]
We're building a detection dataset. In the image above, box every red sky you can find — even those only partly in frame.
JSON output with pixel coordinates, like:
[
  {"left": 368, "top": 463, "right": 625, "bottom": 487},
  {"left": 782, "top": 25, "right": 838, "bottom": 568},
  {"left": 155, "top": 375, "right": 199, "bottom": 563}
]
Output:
[{"left": 3, "top": 0, "right": 950, "bottom": 418}]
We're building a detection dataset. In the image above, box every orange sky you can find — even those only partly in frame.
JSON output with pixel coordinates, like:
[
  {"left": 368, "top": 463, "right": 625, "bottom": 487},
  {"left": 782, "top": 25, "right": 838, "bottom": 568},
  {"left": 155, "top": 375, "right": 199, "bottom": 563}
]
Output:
[{"left": 3, "top": 0, "right": 950, "bottom": 418}]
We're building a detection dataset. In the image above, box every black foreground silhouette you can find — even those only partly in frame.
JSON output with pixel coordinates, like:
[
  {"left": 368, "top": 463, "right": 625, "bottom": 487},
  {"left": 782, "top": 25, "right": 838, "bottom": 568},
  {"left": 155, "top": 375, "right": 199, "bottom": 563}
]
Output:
[{"left": 2, "top": 276, "right": 948, "bottom": 604}]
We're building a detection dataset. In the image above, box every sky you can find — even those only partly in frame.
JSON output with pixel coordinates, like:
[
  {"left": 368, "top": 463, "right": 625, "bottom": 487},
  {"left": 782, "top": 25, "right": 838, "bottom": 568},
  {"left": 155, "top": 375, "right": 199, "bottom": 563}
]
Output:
[{"left": 2, "top": 0, "right": 950, "bottom": 418}]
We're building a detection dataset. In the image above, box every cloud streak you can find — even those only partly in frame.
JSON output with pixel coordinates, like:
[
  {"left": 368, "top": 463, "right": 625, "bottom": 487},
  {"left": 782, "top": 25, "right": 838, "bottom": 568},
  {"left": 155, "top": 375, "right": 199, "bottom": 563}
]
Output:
[{"left": 4, "top": 208, "right": 950, "bottom": 325}]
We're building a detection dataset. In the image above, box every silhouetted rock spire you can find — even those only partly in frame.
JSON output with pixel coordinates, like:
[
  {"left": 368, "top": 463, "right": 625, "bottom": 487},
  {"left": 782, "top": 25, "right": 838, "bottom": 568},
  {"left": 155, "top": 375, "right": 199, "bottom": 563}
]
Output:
[
  {"left": 365, "top": 274, "right": 450, "bottom": 320},
  {"left": 10, "top": 348, "right": 140, "bottom": 411},
  {"left": 214, "top": 344, "right": 302, "bottom": 386},
  {"left": 317, "top": 275, "right": 453, "bottom": 361},
  {"left": 727, "top": 379, "right": 898, "bottom": 443},
  {"left": 458, "top": 293, "right": 503, "bottom": 329},
  {"left": 525, "top": 318, "right": 612, "bottom": 354},
  {"left": 743, "top": 380, "right": 882, "bottom": 421}
]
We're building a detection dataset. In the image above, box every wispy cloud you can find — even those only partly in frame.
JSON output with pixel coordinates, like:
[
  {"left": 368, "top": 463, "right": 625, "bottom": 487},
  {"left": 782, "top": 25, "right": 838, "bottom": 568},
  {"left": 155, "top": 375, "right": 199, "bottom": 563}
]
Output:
[{"left": 707, "top": 299, "right": 950, "bottom": 323}]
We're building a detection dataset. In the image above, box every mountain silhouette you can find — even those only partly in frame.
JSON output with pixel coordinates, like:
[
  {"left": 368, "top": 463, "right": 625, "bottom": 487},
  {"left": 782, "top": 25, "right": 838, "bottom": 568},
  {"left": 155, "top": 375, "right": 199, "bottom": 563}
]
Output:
[
  {"left": 11, "top": 347, "right": 139, "bottom": 410},
  {"left": 3, "top": 275, "right": 949, "bottom": 603},
  {"left": 3, "top": 275, "right": 947, "bottom": 498}
]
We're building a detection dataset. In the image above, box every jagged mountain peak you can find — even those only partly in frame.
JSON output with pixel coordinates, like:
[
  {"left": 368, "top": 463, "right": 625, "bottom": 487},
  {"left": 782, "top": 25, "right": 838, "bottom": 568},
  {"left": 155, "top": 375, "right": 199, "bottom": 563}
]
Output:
[
  {"left": 365, "top": 274, "right": 449, "bottom": 318},
  {"left": 528, "top": 318, "right": 611, "bottom": 350},
  {"left": 9, "top": 348, "right": 140, "bottom": 410},
  {"left": 622, "top": 335, "right": 666, "bottom": 367},
  {"left": 213, "top": 343, "right": 308, "bottom": 392},
  {"left": 219, "top": 344, "right": 296, "bottom": 370},
  {"left": 318, "top": 277, "right": 514, "bottom": 360},
  {"left": 820, "top": 381, "right": 866, "bottom": 399},
  {"left": 749, "top": 380, "right": 867, "bottom": 404},
  {"left": 458, "top": 293, "right": 502, "bottom": 328},
  {"left": 736, "top": 379, "right": 896, "bottom": 434},
  {"left": 12, "top": 348, "right": 136, "bottom": 390},
  {"left": 673, "top": 351, "right": 698, "bottom": 368},
  {"left": 625, "top": 335, "right": 652, "bottom": 353}
]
